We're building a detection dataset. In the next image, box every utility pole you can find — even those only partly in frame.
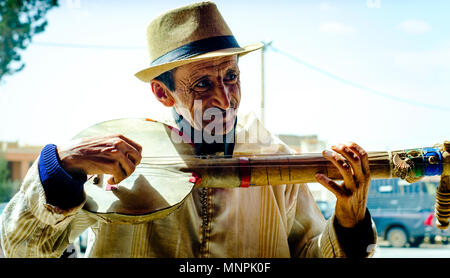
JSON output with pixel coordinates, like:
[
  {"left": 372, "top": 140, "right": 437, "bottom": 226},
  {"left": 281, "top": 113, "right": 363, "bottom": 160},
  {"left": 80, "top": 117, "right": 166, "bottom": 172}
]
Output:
[{"left": 260, "top": 40, "right": 272, "bottom": 127}]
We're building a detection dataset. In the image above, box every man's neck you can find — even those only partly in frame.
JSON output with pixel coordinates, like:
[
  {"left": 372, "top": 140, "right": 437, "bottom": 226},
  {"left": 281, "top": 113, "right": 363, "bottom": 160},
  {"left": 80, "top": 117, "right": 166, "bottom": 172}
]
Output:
[{"left": 172, "top": 108, "right": 236, "bottom": 157}]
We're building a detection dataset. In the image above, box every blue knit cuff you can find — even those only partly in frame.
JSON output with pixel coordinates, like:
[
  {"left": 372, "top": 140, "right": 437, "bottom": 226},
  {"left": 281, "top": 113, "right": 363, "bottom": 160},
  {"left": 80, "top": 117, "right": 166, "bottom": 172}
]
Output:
[{"left": 38, "top": 144, "right": 86, "bottom": 210}]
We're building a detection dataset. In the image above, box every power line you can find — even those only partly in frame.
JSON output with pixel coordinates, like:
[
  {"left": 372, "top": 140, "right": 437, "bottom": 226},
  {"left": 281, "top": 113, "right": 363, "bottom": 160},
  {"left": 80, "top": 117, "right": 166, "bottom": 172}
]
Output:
[{"left": 268, "top": 45, "right": 450, "bottom": 112}]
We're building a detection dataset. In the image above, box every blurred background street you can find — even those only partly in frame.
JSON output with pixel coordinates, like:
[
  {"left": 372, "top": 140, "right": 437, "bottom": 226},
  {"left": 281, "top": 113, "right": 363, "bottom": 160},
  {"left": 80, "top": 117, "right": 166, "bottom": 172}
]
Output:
[{"left": 374, "top": 240, "right": 450, "bottom": 258}]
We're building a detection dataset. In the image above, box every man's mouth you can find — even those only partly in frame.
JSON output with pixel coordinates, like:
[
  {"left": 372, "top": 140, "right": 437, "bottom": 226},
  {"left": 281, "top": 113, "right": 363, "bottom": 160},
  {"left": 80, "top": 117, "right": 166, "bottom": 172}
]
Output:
[
  {"left": 204, "top": 108, "right": 235, "bottom": 123},
  {"left": 201, "top": 108, "right": 236, "bottom": 135}
]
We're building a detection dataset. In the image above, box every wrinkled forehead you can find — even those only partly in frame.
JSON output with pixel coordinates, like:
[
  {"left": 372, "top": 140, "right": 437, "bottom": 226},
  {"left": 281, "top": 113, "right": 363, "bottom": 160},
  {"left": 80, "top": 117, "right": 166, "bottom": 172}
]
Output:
[{"left": 176, "top": 55, "right": 239, "bottom": 76}]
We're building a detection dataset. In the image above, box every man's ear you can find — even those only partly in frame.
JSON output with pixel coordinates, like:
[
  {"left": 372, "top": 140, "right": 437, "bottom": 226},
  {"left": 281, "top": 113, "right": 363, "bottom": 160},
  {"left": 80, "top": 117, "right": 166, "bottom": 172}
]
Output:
[{"left": 150, "top": 80, "right": 175, "bottom": 107}]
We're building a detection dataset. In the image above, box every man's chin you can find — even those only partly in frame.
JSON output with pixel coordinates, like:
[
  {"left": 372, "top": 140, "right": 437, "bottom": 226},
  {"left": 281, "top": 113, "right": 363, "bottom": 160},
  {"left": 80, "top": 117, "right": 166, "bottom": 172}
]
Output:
[{"left": 203, "top": 117, "right": 236, "bottom": 136}]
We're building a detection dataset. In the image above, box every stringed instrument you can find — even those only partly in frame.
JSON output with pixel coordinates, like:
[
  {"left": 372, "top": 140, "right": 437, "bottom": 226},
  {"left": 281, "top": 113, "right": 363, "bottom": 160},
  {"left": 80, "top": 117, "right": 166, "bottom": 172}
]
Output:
[{"left": 74, "top": 118, "right": 450, "bottom": 228}]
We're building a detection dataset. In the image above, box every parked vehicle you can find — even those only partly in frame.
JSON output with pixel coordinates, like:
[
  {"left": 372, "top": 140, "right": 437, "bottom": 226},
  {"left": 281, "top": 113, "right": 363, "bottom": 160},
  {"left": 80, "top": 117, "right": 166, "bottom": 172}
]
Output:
[
  {"left": 367, "top": 177, "right": 450, "bottom": 247},
  {"left": 423, "top": 211, "right": 449, "bottom": 245}
]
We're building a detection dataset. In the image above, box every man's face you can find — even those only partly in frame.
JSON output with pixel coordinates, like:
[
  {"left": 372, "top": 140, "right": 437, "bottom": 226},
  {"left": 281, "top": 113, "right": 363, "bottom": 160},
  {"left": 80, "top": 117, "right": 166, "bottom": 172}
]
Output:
[{"left": 170, "top": 55, "right": 240, "bottom": 136}]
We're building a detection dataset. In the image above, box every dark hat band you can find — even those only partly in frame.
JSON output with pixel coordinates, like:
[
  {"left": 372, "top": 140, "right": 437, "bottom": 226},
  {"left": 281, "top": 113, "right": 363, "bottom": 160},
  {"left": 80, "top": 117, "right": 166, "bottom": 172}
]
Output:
[{"left": 150, "top": 35, "right": 241, "bottom": 66}]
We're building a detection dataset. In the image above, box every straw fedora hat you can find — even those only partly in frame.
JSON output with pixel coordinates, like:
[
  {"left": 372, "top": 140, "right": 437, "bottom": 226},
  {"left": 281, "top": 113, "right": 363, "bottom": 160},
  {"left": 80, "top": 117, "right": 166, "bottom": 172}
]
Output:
[{"left": 134, "top": 1, "right": 263, "bottom": 83}]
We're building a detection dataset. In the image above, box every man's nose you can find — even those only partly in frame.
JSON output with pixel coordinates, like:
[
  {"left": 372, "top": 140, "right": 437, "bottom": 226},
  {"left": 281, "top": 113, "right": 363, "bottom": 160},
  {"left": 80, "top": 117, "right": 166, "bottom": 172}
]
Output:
[{"left": 211, "top": 82, "right": 231, "bottom": 110}]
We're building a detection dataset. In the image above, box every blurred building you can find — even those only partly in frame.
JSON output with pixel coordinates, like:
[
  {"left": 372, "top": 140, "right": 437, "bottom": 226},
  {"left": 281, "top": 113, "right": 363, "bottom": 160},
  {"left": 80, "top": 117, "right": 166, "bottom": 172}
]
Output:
[
  {"left": 1, "top": 141, "right": 42, "bottom": 182},
  {"left": 276, "top": 134, "right": 335, "bottom": 202}
]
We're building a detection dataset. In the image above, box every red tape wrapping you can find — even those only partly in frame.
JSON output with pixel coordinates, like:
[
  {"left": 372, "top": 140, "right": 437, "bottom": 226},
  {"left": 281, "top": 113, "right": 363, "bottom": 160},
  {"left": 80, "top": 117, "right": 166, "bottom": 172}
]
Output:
[{"left": 239, "top": 157, "right": 250, "bottom": 188}]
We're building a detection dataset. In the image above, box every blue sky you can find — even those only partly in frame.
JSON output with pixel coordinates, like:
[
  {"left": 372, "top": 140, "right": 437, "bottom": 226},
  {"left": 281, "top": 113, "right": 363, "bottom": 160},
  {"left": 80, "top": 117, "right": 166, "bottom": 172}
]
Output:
[{"left": 1, "top": 0, "right": 449, "bottom": 152}]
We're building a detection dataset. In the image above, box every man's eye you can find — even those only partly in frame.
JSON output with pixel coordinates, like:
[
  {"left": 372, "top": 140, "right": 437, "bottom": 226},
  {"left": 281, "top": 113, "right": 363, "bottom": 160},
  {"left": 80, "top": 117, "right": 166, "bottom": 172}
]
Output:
[
  {"left": 225, "top": 72, "right": 238, "bottom": 82},
  {"left": 194, "top": 79, "right": 212, "bottom": 91},
  {"left": 197, "top": 80, "right": 209, "bottom": 87}
]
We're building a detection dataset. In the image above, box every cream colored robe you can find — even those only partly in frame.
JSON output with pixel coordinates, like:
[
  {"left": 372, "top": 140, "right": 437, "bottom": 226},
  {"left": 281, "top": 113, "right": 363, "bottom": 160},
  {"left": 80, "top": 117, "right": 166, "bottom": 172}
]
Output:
[{"left": 0, "top": 112, "right": 376, "bottom": 258}]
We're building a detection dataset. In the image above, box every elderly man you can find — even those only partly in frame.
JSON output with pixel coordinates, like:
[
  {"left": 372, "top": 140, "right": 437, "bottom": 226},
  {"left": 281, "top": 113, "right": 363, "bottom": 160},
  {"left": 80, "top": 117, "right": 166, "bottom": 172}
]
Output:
[{"left": 1, "top": 2, "right": 376, "bottom": 258}]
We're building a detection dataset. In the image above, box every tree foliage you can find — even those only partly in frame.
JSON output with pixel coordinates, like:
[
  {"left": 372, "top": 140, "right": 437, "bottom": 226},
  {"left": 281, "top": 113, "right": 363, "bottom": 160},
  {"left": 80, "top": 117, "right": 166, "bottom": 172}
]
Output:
[
  {"left": 0, "top": 0, "right": 58, "bottom": 81},
  {"left": 0, "top": 155, "right": 9, "bottom": 184}
]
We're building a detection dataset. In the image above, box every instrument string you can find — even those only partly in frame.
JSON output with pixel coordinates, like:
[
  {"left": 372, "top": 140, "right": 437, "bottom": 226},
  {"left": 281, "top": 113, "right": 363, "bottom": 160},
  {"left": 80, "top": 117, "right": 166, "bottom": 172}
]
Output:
[{"left": 132, "top": 152, "right": 448, "bottom": 169}]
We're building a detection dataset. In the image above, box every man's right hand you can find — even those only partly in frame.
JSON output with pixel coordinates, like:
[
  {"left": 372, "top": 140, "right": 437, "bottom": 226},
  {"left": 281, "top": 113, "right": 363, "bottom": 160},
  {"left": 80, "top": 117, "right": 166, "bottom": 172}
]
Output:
[{"left": 57, "top": 134, "right": 143, "bottom": 185}]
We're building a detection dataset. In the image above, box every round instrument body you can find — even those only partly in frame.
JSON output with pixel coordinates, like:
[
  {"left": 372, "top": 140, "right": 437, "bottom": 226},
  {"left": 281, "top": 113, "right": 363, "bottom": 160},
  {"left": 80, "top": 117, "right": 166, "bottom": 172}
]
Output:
[{"left": 73, "top": 118, "right": 196, "bottom": 223}]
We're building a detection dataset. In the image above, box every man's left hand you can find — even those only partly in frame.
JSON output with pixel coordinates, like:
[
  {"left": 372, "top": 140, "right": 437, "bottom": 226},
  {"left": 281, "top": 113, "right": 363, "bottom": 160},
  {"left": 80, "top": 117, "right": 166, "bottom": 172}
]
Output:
[{"left": 315, "top": 142, "right": 370, "bottom": 228}]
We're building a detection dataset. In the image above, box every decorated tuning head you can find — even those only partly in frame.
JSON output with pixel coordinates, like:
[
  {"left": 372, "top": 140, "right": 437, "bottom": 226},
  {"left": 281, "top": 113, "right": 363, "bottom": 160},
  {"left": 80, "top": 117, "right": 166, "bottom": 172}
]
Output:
[
  {"left": 392, "top": 152, "right": 413, "bottom": 180},
  {"left": 391, "top": 147, "right": 443, "bottom": 183},
  {"left": 391, "top": 146, "right": 450, "bottom": 229}
]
